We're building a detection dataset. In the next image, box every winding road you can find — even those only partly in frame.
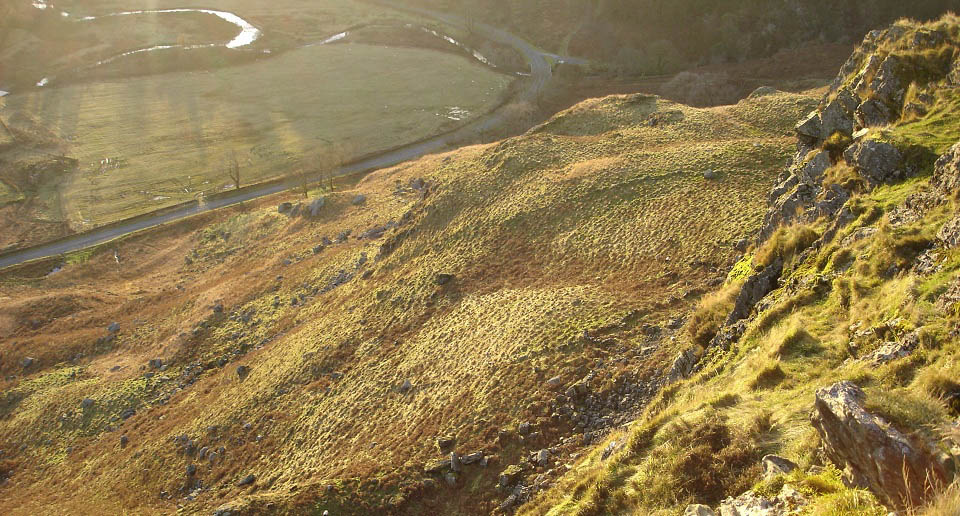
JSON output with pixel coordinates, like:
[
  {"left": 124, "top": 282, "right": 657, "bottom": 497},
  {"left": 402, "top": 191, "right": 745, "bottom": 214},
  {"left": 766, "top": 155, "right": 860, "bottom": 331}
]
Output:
[{"left": 0, "top": 3, "right": 582, "bottom": 271}]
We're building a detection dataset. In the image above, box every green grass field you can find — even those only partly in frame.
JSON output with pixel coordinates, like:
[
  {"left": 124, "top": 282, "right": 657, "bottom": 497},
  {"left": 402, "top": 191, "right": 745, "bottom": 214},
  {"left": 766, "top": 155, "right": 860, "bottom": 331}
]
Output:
[{"left": 3, "top": 42, "right": 512, "bottom": 228}]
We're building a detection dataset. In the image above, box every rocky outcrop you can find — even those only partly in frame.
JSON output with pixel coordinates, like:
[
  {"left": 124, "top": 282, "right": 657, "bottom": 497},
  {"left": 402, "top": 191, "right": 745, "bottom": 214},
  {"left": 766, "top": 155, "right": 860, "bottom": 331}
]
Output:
[
  {"left": 725, "top": 257, "right": 783, "bottom": 326},
  {"left": 843, "top": 140, "right": 905, "bottom": 186},
  {"left": 932, "top": 142, "right": 960, "bottom": 194},
  {"left": 761, "top": 26, "right": 959, "bottom": 245},
  {"left": 810, "top": 381, "right": 948, "bottom": 510}
]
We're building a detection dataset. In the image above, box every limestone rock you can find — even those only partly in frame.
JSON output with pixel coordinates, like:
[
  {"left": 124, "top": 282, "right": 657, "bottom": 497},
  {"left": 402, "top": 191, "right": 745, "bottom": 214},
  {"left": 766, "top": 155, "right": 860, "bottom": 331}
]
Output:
[
  {"left": 869, "top": 55, "right": 906, "bottom": 108},
  {"left": 685, "top": 504, "right": 717, "bottom": 516},
  {"left": 843, "top": 140, "right": 904, "bottom": 186},
  {"left": 719, "top": 491, "right": 778, "bottom": 516},
  {"left": 795, "top": 111, "right": 822, "bottom": 143},
  {"left": 820, "top": 99, "right": 854, "bottom": 138},
  {"left": 725, "top": 257, "right": 783, "bottom": 326},
  {"left": 666, "top": 347, "right": 699, "bottom": 383},
  {"left": 855, "top": 99, "right": 894, "bottom": 128},
  {"left": 799, "top": 151, "right": 831, "bottom": 186},
  {"left": 351, "top": 194, "right": 367, "bottom": 206},
  {"left": 810, "top": 381, "right": 947, "bottom": 510},
  {"left": 761, "top": 455, "right": 798, "bottom": 479},
  {"left": 932, "top": 142, "right": 960, "bottom": 194},
  {"left": 307, "top": 197, "right": 325, "bottom": 217}
]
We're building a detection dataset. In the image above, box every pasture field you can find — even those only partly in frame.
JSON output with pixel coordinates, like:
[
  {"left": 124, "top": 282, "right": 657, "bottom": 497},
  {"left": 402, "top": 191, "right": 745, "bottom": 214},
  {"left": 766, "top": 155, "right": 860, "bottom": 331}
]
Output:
[{"left": 2, "top": 42, "right": 513, "bottom": 230}]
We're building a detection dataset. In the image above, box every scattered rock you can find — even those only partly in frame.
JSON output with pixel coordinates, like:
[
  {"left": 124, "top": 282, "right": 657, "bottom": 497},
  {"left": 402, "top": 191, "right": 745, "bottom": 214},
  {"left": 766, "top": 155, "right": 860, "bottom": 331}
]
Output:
[
  {"left": 120, "top": 435, "right": 128, "bottom": 448},
  {"left": 536, "top": 449, "right": 550, "bottom": 467},
  {"left": 937, "top": 217, "right": 960, "bottom": 249},
  {"left": 811, "top": 381, "right": 947, "bottom": 510},
  {"left": 424, "top": 459, "right": 451, "bottom": 474},
  {"left": 461, "top": 452, "right": 484, "bottom": 465},
  {"left": 237, "top": 474, "right": 255, "bottom": 487},
  {"left": 450, "top": 452, "right": 462, "bottom": 472},
  {"left": 843, "top": 140, "right": 905, "bottom": 186},
  {"left": 546, "top": 376, "right": 563, "bottom": 389},
  {"left": 437, "top": 436, "right": 456, "bottom": 451},
  {"left": 518, "top": 422, "right": 531, "bottom": 436},
  {"left": 352, "top": 194, "right": 367, "bottom": 206},
  {"left": 81, "top": 398, "right": 95, "bottom": 410},
  {"left": 435, "top": 273, "right": 454, "bottom": 286},
  {"left": 236, "top": 365, "right": 251, "bottom": 380},
  {"left": 107, "top": 322, "right": 120, "bottom": 333},
  {"left": 307, "top": 197, "right": 325, "bottom": 217},
  {"left": 719, "top": 490, "right": 777, "bottom": 516},
  {"left": 666, "top": 347, "right": 699, "bottom": 383},
  {"left": 21, "top": 357, "right": 35, "bottom": 369},
  {"left": 761, "top": 455, "right": 798, "bottom": 479},
  {"left": 703, "top": 169, "right": 717, "bottom": 180},
  {"left": 186, "top": 464, "right": 196, "bottom": 476},
  {"left": 684, "top": 505, "right": 717, "bottom": 516},
  {"left": 399, "top": 379, "right": 413, "bottom": 393},
  {"left": 861, "top": 338, "right": 916, "bottom": 365},
  {"left": 277, "top": 202, "right": 293, "bottom": 214}
]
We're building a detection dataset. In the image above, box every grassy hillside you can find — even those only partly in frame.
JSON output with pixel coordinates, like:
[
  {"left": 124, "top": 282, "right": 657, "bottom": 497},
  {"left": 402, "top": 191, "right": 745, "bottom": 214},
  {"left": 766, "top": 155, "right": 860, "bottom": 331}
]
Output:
[
  {"left": 0, "top": 86, "right": 815, "bottom": 513},
  {"left": 521, "top": 14, "right": 960, "bottom": 516}
]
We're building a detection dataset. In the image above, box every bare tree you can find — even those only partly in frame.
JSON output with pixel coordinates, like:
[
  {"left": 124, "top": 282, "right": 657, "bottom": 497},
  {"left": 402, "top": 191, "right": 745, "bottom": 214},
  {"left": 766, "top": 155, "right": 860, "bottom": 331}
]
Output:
[
  {"left": 225, "top": 151, "right": 241, "bottom": 191},
  {"left": 293, "top": 168, "right": 310, "bottom": 199}
]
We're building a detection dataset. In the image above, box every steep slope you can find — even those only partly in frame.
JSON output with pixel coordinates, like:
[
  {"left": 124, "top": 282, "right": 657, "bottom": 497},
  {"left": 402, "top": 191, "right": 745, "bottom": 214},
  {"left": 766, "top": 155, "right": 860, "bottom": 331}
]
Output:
[
  {"left": 0, "top": 86, "right": 816, "bottom": 513},
  {"left": 522, "top": 14, "right": 960, "bottom": 516}
]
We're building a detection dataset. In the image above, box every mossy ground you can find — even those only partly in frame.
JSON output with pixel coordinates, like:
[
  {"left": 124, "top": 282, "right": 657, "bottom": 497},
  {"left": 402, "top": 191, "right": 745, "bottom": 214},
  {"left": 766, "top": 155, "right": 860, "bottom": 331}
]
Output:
[{"left": 0, "top": 87, "right": 813, "bottom": 514}]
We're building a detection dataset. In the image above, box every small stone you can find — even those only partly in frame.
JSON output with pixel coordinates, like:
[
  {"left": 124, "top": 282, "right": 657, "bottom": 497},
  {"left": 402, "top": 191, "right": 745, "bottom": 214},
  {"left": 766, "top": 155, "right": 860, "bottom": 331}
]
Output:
[
  {"left": 683, "top": 504, "right": 717, "bottom": 516},
  {"left": 107, "top": 322, "right": 120, "bottom": 333},
  {"left": 352, "top": 194, "right": 367, "bottom": 205},
  {"left": 237, "top": 474, "right": 255, "bottom": 486},
  {"left": 81, "top": 398, "right": 95, "bottom": 410},
  {"left": 399, "top": 379, "right": 413, "bottom": 393},
  {"left": 186, "top": 464, "right": 196, "bottom": 476},
  {"left": 536, "top": 449, "right": 550, "bottom": 467},
  {"left": 762, "top": 454, "right": 798, "bottom": 479},
  {"left": 546, "top": 376, "right": 563, "bottom": 389},
  {"left": 450, "top": 452, "right": 462, "bottom": 472},
  {"left": 702, "top": 169, "right": 717, "bottom": 180},
  {"left": 120, "top": 435, "right": 128, "bottom": 448},
  {"left": 435, "top": 273, "right": 454, "bottom": 286},
  {"left": 518, "top": 422, "right": 531, "bottom": 436},
  {"left": 21, "top": 357, "right": 35, "bottom": 369},
  {"left": 236, "top": 365, "right": 251, "bottom": 380}
]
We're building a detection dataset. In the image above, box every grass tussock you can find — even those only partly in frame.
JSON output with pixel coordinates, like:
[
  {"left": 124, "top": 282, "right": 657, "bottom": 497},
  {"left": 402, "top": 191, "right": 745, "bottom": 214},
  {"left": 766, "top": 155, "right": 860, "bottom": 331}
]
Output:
[
  {"left": 756, "top": 224, "right": 820, "bottom": 268},
  {"left": 686, "top": 281, "right": 743, "bottom": 347}
]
